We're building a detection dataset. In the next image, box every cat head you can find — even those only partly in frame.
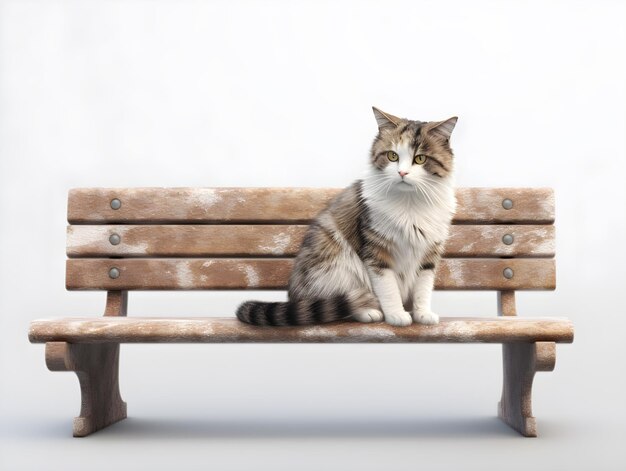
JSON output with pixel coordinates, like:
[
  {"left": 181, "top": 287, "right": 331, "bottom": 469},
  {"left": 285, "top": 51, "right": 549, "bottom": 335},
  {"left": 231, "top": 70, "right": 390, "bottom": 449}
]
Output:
[{"left": 369, "top": 107, "right": 457, "bottom": 192}]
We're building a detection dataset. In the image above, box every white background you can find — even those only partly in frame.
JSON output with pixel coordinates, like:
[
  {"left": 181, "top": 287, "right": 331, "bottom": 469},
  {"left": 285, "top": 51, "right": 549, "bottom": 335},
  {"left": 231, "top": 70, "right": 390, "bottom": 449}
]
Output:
[{"left": 1, "top": 0, "right": 624, "bottom": 469}]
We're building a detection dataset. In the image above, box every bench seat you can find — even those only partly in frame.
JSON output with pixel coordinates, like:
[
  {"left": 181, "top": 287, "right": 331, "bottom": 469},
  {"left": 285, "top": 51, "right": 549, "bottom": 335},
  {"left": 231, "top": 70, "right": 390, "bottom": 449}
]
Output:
[{"left": 29, "top": 316, "right": 574, "bottom": 344}]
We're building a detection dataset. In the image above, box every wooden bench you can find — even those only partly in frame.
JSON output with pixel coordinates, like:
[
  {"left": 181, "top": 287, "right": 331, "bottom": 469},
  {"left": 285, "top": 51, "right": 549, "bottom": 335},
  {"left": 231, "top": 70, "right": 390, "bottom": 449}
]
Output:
[{"left": 28, "top": 187, "right": 574, "bottom": 437}]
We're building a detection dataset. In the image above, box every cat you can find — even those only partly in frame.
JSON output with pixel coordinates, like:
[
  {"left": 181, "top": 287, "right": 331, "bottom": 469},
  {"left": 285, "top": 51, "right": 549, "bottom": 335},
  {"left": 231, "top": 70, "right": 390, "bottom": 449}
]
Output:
[{"left": 236, "top": 107, "right": 458, "bottom": 327}]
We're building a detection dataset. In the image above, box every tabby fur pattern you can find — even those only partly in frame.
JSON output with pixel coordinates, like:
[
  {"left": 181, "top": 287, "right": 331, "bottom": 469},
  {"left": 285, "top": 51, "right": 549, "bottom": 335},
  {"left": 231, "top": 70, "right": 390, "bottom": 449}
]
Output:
[{"left": 237, "top": 107, "right": 458, "bottom": 326}]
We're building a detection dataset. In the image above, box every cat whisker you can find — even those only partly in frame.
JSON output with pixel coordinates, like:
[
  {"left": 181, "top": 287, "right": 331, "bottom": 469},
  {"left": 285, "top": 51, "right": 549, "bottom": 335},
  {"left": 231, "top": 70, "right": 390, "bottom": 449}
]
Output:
[
  {"left": 384, "top": 179, "right": 395, "bottom": 199},
  {"left": 415, "top": 183, "right": 435, "bottom": 207},
  {"left": 418, "top": 179, "right": 446, "bottom": 207},
  {"left": 362, "top": 180, "right": 387, "bottom": 194},
  {"left": 428, "top": 187, "right": 448, "bottom": 209},
  {"left": 366, "top": 179, "right": 395, "bottom": 198},
  {"left": 364, "top": 175, "right": 394, "bottom": 198}
]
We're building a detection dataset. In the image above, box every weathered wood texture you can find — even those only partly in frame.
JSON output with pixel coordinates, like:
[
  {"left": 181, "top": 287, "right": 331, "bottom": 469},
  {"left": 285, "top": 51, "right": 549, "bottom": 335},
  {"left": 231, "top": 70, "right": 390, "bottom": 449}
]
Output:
[
  {"left": 498, "top": 291, "right": 518, "bottom": 316},
  {"left": 67, "top": 187, "right": 555, "bottom": 224},
  {"left": 45, "top": 341, "right": 127, "bottom": 437},
  {"left": 104, "top": 291, "right": 127, "bottom": 317},
  {"left": 29, "top": 317, "right": 574, "bottom": 344},
  {"left": 498, "top": 342, "right": 557, "bottom": 437},
  {"left": 454, "top": 188, "right": 554, "bottom": 224},
  {"left": 65, "top": 258, "right": 556, "bottom": 290},
  {"left": 67, "top": 224, "right": 555, "bottom": 258}
]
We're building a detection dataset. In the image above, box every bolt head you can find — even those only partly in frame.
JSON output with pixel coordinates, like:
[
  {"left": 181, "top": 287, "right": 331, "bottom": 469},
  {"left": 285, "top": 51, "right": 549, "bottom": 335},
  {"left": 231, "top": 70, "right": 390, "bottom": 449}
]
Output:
[
  {"left": 502, "top": 234, "right": 514, "bottom": 245},
  {"left": 108, "top": 267, "right": 120, "bottom": 279},
  {"left": 109, "top": 233, "right": 121, "bottom": 245},
  {"left": 502, "top": 198, "right": 513, "bottom": 210},
  {"left": 110, "top": 198, "right": 121, "bottom": 210},
  {"left": 503, "top": 267, "right": 514, "bottom": 279}
]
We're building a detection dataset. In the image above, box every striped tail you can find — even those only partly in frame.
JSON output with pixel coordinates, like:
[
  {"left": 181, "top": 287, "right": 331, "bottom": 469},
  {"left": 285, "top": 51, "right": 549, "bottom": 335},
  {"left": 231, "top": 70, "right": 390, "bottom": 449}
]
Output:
[{"left": 236, "top": 295, "right": 356, "bottom": 326}]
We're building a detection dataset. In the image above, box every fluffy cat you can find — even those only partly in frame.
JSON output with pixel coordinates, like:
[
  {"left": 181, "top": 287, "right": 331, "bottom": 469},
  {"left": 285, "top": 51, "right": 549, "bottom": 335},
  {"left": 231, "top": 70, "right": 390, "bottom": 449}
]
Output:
[{"left": 237, "top": 107, "right": 458, "bottom": 327}]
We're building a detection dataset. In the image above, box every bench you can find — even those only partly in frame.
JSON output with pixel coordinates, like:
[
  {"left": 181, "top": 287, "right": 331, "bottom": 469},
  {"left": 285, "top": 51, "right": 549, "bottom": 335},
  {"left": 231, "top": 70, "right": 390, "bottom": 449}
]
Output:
[{"left": 28, "top": 187, "right": 574, "bottom": 437}]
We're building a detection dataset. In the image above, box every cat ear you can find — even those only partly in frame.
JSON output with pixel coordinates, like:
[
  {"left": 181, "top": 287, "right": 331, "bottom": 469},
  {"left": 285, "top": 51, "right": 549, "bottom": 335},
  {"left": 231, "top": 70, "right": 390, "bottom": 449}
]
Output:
[
  {"left": 372, "top": 107, "right": 401, "bottom": 131},
  {"left": 428, "top": 117, "right": 458, "bottom": 140}
]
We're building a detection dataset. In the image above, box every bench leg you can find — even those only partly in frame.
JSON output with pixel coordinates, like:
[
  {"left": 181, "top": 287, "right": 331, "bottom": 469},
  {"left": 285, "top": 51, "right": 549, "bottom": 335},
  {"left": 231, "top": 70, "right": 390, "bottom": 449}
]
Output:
[
  {"left": 497, "top": 341, "right": 556, "bottom": 437},
  {"left": 45, "top": 342, "right": 127, "bottom": 437}
]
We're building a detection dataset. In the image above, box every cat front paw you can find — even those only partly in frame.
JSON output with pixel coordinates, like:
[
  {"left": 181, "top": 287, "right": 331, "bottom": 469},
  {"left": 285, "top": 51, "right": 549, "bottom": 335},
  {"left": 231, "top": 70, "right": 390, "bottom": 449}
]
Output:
[
  {"left": 385, "top": 310, "right": 413, "bottom": 327},
  {"left": 353, "top": 308, "right": 384, "bottom": 323},
  {"left": 412, "top": 309, "right": 440, "bottom": 325},
  {"left": 413, "top": 309, "right": 439, "bottom": 325}
]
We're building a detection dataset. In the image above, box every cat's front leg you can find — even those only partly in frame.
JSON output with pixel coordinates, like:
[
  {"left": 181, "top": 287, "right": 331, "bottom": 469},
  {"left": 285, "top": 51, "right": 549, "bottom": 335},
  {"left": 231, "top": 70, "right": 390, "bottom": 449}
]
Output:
[
  {"left": 367, "top": 268, "right": 412, "bottom": 326},
  {"left": 411, "top": 268, "right": 439, "bottom": 325}
]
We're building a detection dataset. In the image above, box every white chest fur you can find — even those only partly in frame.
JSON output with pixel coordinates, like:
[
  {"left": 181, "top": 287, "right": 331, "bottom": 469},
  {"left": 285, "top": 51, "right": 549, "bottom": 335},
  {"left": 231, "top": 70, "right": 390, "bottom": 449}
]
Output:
[{"left": 363, "top": 181, "right": 456, "bottom": 302}]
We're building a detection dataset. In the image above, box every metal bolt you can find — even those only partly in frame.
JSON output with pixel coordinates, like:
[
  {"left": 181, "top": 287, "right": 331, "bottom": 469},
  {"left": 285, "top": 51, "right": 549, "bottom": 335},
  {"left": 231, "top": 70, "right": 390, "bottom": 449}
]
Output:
[
  {"left": 109, "top": 233, "right": 121, "bottom": 245},
  {"left": 108, "top": 267, "right": 120, "bottom": 279},
  {"left": 503, "top": 267, "right": 514, "bottom": 279},
  {"left": 502, "top": 234, "right": 514, "bottom": 245},
  {"left": 502, "top": 198, "right": 513, "bottom": 210},
  {"left": 110, "top": 198, "right": 121, "bottom": 210}
]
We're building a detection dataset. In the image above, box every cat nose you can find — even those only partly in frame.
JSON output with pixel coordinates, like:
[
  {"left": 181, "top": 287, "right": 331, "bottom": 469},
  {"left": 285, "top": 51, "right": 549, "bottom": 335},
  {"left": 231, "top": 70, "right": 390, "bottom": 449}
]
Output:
[{"left": 399, "top": 171, "right": 409, "bottom": 177}]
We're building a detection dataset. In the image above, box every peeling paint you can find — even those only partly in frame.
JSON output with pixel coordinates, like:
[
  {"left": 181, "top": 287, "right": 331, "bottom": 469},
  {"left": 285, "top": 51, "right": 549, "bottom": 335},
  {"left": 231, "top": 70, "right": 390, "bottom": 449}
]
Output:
[
  {"left": 446, "top": 260, "right": 466, "bottom": 285},
  {"left": 439, "top": 322, "right": 478, "bottom": 341},
  {"left": 175, "top": 261, "right": 195, "bottom": 288},
  {"left": 240, "top": 265, "right": 260, "bottom": 287},
  {"left": 346, "top": 326, "right": 396, "bottom": 338},
  {"left": 260, "top": 232, "right": 292, "bottom": 255},
  {"left": 460, "top": 241, "right": 477, "bottom": 252},
  {"left": 187, "top": 189, "right": 222, "bottom": 210},
  {"left": 300, "top": 326, "right": 339, "bottom": 338},
  {"left": 125, "top": 241, "right": 149, "bottom": 254}
]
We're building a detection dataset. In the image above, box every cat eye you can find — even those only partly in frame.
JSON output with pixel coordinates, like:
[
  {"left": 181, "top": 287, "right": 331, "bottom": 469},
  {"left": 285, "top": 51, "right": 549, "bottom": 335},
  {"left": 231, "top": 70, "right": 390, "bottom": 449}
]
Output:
[
  {"left": 414, "top": 154, "right": 427, "bottom": 165},
  {"left": 387, "top": 151, "right": 399, "bottom": 162}
]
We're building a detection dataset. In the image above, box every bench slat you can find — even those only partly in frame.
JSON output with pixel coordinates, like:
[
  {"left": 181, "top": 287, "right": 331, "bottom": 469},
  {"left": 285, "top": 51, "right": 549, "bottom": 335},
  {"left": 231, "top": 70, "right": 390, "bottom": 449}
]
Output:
[
  {"left": 28, "top": 317, "right": 574, "bottom": 344},
  {"left": 68, "top": 187, "right": 555, "bottom": 224},
  {"left": 67, "top": 224, "right": 555, "bottom": 258},
  {"left": 66, "top": 258, "right": 556, "bottom": 290}
]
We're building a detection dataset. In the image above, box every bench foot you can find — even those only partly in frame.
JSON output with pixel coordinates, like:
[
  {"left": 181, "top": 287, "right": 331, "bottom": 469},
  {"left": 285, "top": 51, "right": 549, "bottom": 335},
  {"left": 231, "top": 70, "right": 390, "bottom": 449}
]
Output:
[
  {"left": 497, "top": 341, "right": 556, "bottom": 437},
  {"left": 45, "top": 342, "right": 127, "bottom": 437}
]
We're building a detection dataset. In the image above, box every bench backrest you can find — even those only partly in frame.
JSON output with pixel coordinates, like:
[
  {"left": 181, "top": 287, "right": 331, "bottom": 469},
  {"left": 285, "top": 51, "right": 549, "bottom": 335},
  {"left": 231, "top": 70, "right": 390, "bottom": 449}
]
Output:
[{"left": 66, "top": 187, "right": 555, "bottom": 291}]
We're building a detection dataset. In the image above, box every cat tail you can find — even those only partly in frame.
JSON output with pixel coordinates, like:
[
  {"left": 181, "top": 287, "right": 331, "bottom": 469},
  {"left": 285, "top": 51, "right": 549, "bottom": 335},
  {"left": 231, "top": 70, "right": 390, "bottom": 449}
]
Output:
[{"left": 236, "top": 293, "right": 367, "bottom": 326}]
